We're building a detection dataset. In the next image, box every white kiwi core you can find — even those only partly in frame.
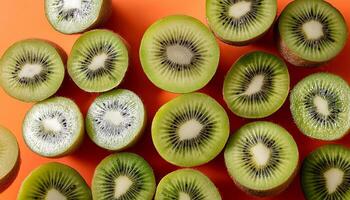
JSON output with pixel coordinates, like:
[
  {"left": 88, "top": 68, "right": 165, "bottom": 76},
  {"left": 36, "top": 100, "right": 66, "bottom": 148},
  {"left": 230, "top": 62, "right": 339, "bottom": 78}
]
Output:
[
  {"left": 114, "top": 176, "right": 133, "bottom": 199},
  {"left": 179, "top": 192, "right": 191, "bottom": 200},
  {"left": 178, "top": 119, "right": 203, "bottom": 141},
  {"left": 19, "top": 63, "right": 43, "bottom": 78},
  {"left": 313, "top": 96, "right": 330, "bottom": 116},
  {"left": 104, "top": 110, "right": 124, "bottom": 126},
  {"left": 228, "top": 1, "right": 252, "bottom": 19},
  {"left": 45, "top": 189, "right": 67, "bottom": 200},
  {"left": 302, "top": 20, "right": 324, "bottom": 40},
  {"left": 251, "top": 143, "right": 271, "bottom": 167},
  {"left": 88, "top": 53, "right": 108, "bottom": 71},
  {"left": 42, "top": 118, "right": 62, "bottom": 133},
  {"left": 243, "top": 74, "right": 265, "bottom": 95},
  {"left": 63, "top": 0, "right": 82, "bottom": 10},
  {"left": 324, "top": 168, "right": 344, "bottom": 194},
  {"left": 166, "top": 44, "right": 193, "bottom": 65}
]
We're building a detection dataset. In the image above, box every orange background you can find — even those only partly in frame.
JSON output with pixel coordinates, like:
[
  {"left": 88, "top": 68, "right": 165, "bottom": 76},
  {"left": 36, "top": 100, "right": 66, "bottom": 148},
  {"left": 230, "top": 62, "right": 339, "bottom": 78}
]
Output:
[{"left": 0, "top": 0, "right": 349, "bottom": 199}]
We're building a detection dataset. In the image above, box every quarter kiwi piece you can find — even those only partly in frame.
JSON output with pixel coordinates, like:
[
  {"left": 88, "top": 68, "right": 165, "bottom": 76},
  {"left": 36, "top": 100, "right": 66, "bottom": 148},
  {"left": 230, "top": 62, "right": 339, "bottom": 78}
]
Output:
[
  {"left": 140, "top": 15, "right": 220, "bottom": 93},
  {"left": 22, "top": 96, "right": 84, "bottom": 157},
  {"left": 290, "top": 73, "right": 350, "bottom": 141},
  {"left": 223, "top": 51, "right": 290, "bottom": 119},
  {"left": 92, "top": 152, "right": 156, "bottom": 200},
  {"left": 18, "top": 162, "right": 91, "bottom": 200},
  {"left": 68, "top": 29, "right": 129, "bottom": 92},
  {"left": 206, "top": 0, "right": 277, "bottom": 45},
  {"left": 278, "top": 0, "right": 348, "bottom": 67},
  {"left": 152, "top": 93, "right": 229, "bottom": 167},
  {"left": 0, "top": 39, "right": 65, "bottom": 102},
  {"left": 86, "top": 89, "right": 146, "bottom": 151},
  {"left": 45, "top": 0, "right": 112, "bottom": 34},
  {"left": 224, "top": 121, "right": 299, "bottom": 197},
  {"left": 155, "top": 169, "right": 222, "bottom": 200}
]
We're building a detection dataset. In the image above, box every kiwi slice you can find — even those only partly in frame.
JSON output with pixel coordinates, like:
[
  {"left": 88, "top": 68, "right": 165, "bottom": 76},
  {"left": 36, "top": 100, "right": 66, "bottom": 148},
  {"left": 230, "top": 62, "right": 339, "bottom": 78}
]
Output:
[
  {"left": 86, "top": 89, "right": 146, "bottom": 151},
  {"left": 155, "top": 169, "right": 221, "bottom": 200},
  {"left": 152, "top": 93, "right": 229, "bottom": 167},
  {"left": 224, "top": 121, "right": 299, "bottom": 197},
  {"left": 206, "top": 0, "right": 277, "bottom": 45},
  {"left": 278, "top": 0, "right": 348, "bottom": 67},
  {"left": 140, "top": 15, "right": 220, "bottom": 93},
  {"left": 18, "top": 162, "right": 91, "bottom": 200},
  {"left": 223, "top": 51, "right": 290, "bottom": 119},
  {"left": 22, "top": 96, "right": 84, "bottom": 157},
  {"left": 92, "top": 152, "right": 156, "bottom": 200},
  {"left": 290, "top": 73, "right": 350, "bottom": 141},
  {"left": 45, "top": 0, "right": 111, "bottom": 34},
  {"left": 0, "top": 39, "right": 65, "bottom": 102}
]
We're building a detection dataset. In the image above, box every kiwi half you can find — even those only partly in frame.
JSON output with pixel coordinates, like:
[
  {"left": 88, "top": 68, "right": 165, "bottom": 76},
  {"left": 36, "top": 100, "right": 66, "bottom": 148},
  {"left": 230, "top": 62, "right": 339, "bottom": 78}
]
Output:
[
  {"left": 152, "top": 93, "right": 229, "bottom": 167},
  {"left": 224, "top": 121, "right": 299, "bottom": 197},
  {"left": 0, "top": 39, "right": 65, "bottom": 102},
  {"left": 155, "top": 169, "right": 221, "bottom": 200},
  {"left": 278, "top": 0, "right": 348, "bottom": 67},
  {"left": 92, "top": 152, "right": 156, "bottom": 200},
  {"left": 290, "top": 73, "right": 350, "bottom": 141},
  {"left": 206, "top": 0, "right": 277, "bottom": 45},
  {"left": 22, "top": 96, "right": 84, "bottom": 157},
  {"left": 68, "top": 29, "right": 129, "bottom": 92},
  {"left": 140, "top": 15, "right": 220, "bottom": 93},
  {"left": 223, "top": 51, "right": 290, "bottom": 118}
]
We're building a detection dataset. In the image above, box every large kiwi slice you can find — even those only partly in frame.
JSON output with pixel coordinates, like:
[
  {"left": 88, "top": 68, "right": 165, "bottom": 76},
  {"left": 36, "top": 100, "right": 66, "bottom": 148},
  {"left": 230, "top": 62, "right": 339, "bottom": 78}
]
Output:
[
  {"left": 45, "top": 0, "right": 111, "bottom": 34},
  {"left": 155, "top": 169, "right": 221, "bottom": 200},
  {"left": 92, "top": 152, "right": 156, "bottom": 200},
  {"left": 140, "top": 15, "right": 220, "bottom": 93},
  {"left": 290, "top": 73, "right": 350, "bottom": 141},
  {"left": 223, "top": 51, "right": 290, "bottom": 118},
  {"left": 206, "top": 0, "right": 277, "bottom": 45},
  {"left": 86, "top": 89, "right": 146, "bottom": 151},
  {"left": 152, "top": 93, "right": 229, "bottom": 167},
  {"left": 224, "top": 121, "right": 299, "bottom": 197},
  {"left": 0, "top": 39, "right": 65, "bottom": 102},
  {"left": 68, "top": 29, "right": 129, "bottom": 92},
  {"left": 22, "top": 96, "right": 84, "bottom": 157},
  {"left": 278, "top": 0, "right": 348, "bottom": 67},
  {"left": 18, "top": 162, "right": 91, "bottom": 200}
]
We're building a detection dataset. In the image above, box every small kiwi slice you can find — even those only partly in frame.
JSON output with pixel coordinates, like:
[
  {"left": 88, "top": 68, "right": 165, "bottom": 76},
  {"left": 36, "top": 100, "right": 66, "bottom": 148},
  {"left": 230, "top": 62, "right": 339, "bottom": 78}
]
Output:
[
  {"left": 290, "top": 73, "right": 350, "bottom": 141},
  {"left": 224, "top": 121, "right": 299, "bottom": 197},
  {"left": 45, "top": 0, "right": 111, "bottom": 34},
  {"left": 223, "top": 51, "right": 290, "bottom": 119},
  {"left": 140, "top": 15, "right": 220, "bottom": 93},
  {"left": 68, "top": 29, "right": 129, "bottom": 92},
  {"left": 22, "top": 96, "right": 84, "bottom": 157},
  {"left": 152, "top": 93, "right": 229, "bottom": 167},
  {"left": 155, "top": 169, "right": 222, "bottom": 200},
  {"left": 278, "top": 0, "right": 348, "bottom": 67},
  {"left": 86, "top": 89, "right": 146, "bottom": 151},
  {"left": 206, "top": 0, "right": 277, "bottom": 45},
  {"left": 18, "top": 162, "right": 91, "bottom": 200},
  {"left": 0, "top": 39, "right": 65, "bottom": 102},
  {"left": 92, "top": 152, "right": 156, "bottom": 200}
]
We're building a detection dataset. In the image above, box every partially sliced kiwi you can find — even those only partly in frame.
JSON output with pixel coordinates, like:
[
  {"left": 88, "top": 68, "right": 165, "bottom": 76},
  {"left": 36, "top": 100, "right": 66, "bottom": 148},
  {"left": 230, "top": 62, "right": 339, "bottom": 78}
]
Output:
[
  {"left": 278, "top": 0, "right": 348, "bottom": 67},
  {"left": 290, "top": 73, "right": 350, "bottom": 141},
  {"left": 223, "top": 51, "right": 290, "bottom": 118},
  {"left": 45, "top": 0, "right": 111, "bottom": 34},
  {"left": 0, "top": 39, "right": 65, "bottom": 102},
  {"left": 140, "top": 15, "right": 220, "bottom": 93},
  {"left": 206, "top": 0, "right": 277, "bottom": 45},
  {"left": 92, "top": 152, "right": 156, "bottom": 200},
  {"left": 155, "top": 169, "right": 221, "bottom": 200},
  {"left": 152, "top": 93, "right": 229, "bottom": 167},
  {"left": 18, "top": 162, "right": 91, "bottom": 200},
  {"left": 86, "top": 89, "right": 146, "bottom": 151},
  {"left": 224, "top": 121, "right": 299, "bottom": 197},
  {"left": 22, "top": 96, "right": 84, "bottom": 157}
]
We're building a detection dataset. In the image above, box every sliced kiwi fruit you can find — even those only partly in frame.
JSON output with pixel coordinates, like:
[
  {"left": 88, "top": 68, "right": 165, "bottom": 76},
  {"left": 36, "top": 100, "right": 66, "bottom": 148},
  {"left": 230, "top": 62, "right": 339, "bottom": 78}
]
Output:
[
  {"left": 155, "top": 169, "right": 222, "bottom": 200},
  {"left": 86, "top": 89, "right": 146, "bottom": 151},
  {"left": 206, "top": 0, "right": 277, "bottom": 45},
  {"left": 278, "top": 0, "right": 348, "bottom": 67},
  {"left": 224, "top": 121, "right": 299, "bottom": 197},
  {"left": 18, "top": 162, "right": 91, "bottom": 200},
  {"left": 22, "top": 96, "right": 84, "bottom": 157},
  {"left": 290, "top": 73, "right": 350, "bottom": 141},
  {"left": 140, "top": 15, "right": 220, "bottom": 93},
  {"left": 0, "top": 39, "right": 65, "bottom": 102},
  {"left": 92, "top": 152, "right": 156, "bottom": 200},
  {"left": 68, "top": 29, "right": 129, "bottom": 92},
  {"left": 152, "top": 93, "right": 229, "bottom": 167},
  {"left": 45, "top": 0, "right": 111, "bottom": 34}
]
